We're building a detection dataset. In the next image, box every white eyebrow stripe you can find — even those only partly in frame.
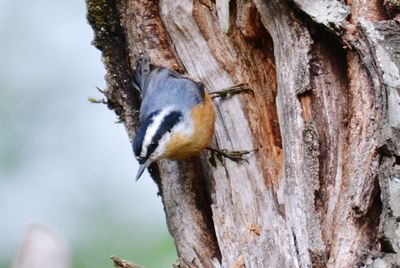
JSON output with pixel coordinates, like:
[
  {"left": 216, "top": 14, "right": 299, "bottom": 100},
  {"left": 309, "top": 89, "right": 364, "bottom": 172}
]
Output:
[{"left": 140, "top": 107, "right": 173, "bottom": 158}]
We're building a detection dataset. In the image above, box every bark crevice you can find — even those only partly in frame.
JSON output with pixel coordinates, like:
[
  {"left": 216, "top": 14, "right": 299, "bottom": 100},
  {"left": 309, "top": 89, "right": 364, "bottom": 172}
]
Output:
[{"left": 85, "top": 0, "right": 400, "bottom": 266}]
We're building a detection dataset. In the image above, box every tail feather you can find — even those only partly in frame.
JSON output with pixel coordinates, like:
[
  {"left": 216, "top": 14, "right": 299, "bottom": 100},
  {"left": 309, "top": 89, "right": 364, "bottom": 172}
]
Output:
[{"left": 132, "top": 53, "right": 151, "bottom": 91}]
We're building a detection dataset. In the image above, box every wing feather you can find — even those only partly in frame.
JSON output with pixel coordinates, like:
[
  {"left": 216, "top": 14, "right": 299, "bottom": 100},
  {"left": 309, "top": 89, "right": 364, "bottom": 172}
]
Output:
[{"left": 133, "top": 58, "right": 205, "bottom": 121}]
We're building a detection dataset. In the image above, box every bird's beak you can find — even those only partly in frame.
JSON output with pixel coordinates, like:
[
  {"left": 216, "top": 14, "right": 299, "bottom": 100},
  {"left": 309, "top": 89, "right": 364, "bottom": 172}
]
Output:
[{"left": 135, "top": 160, "right": 150, "bottom": 181}]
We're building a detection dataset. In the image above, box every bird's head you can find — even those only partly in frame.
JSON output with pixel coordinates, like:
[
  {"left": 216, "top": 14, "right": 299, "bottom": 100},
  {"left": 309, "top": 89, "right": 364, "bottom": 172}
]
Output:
[{"left": 132, "top": 108, "right": 183, "bottom": 180}]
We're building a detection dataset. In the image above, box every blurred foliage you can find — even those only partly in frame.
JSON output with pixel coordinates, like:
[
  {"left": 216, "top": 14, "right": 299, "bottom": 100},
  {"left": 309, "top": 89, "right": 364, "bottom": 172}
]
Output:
[{"left": 0, "top": 0, "right": 177, "bottom": 267}]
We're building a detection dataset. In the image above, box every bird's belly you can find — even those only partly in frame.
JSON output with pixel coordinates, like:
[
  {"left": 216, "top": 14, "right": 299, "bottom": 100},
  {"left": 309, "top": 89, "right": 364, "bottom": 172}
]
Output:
[{"left": 165, "top": 94, "right": 215, "bottom": 160}]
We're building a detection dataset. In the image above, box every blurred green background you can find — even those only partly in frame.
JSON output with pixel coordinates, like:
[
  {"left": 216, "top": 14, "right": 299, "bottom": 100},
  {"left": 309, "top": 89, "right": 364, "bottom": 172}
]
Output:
[{"left": 0, "top": 0, "right": 176, "bottom": 267}]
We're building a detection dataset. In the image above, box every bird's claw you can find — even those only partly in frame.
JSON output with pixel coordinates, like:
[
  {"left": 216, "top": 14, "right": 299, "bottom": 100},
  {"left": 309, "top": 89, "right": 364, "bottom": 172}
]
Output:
[
  {"left": 209, "top": 83, "right": 254, "bottom": 99},
  {"left": 207, "top": 147, "right": 257, "bottom": 167}
]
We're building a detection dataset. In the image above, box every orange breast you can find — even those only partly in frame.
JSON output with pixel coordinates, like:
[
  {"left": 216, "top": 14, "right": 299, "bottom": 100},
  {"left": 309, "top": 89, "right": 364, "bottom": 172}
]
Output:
[{"left": 165, "top": 93, "right": 216, "bottom": 160}]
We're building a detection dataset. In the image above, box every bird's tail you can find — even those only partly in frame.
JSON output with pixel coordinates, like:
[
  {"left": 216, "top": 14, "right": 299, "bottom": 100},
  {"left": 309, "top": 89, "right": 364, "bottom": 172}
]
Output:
[{"left": 132, "top": 53, "right": 151, "bottom": 91}]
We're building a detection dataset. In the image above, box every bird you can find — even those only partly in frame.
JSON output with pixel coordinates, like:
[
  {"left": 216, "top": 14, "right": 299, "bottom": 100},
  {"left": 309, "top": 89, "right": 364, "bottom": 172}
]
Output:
[{"left": 132, "top": 55, "right": 216, "bottom": 180}]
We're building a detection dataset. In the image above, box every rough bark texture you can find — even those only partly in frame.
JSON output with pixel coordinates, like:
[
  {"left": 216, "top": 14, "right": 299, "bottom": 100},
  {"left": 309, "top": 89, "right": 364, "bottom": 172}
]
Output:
[{"left": 86, "top": 0, "right": 400, "bottom": 267}]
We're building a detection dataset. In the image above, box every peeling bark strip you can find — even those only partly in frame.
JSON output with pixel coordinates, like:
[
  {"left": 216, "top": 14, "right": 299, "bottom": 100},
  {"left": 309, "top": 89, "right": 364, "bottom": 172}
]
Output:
[{"left": 86, "top": 0, "right": 400, "bottom": 267}]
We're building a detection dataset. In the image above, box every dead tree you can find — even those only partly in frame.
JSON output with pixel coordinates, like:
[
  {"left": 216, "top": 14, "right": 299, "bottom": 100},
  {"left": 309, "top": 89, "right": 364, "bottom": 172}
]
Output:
[{"left": 86, "top": 0, "right": 400, "bottom": 267}]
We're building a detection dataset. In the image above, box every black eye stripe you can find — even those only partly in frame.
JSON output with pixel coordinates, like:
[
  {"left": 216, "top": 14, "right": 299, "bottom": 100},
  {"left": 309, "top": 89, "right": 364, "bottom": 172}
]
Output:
[
  {"left": 132, "top": 110, "right": 161, "bottom": 161},
  {"left": 145, "top": 111, "right": 183, "bottom": 159}
]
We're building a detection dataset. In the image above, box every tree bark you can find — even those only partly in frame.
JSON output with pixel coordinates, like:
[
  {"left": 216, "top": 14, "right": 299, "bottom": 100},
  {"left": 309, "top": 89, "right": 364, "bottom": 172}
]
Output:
[{"left": 86, "top": 0, "right": 400, "bottom": 267}]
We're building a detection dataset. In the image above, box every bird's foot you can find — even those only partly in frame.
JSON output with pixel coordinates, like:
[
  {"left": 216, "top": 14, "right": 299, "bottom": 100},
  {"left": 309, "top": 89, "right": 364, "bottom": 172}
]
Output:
[
  {"left": 209, "top": 83, "right": 254, "bottom": 99},
  {"left": 207, "top": 147, "right": 257, "bottom": 167}
]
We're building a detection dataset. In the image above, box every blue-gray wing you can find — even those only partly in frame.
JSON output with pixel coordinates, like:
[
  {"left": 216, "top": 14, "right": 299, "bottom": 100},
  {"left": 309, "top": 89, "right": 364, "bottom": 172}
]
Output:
[{"left": 139, "top": 68, "right": 205, "bottom": 121}]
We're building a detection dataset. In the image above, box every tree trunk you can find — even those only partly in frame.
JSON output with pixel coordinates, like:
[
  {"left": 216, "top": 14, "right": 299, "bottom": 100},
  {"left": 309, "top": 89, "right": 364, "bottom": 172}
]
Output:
[{"left": 86, "top": 0, "right": 400, "bottom": 267}]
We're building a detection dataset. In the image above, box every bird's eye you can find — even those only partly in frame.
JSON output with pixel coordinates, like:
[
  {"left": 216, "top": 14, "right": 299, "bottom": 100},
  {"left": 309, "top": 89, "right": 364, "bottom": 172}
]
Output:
[{"left": 151, "top": 141, "right": 156, "bottom": 146}]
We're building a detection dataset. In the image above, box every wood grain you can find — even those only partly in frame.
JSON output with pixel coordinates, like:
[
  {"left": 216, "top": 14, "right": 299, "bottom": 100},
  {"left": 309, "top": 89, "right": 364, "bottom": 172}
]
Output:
[{"left": 86, "top": 0, "right": 400, "bottom": 267}]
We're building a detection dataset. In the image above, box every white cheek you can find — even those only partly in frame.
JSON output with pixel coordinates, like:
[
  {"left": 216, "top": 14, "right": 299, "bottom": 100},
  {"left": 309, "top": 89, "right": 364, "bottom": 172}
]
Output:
[
  {"left": 149, "top": 115, "right": 194, "bottom": 161},
  {"left": 152, "top": 132, "right": 172, "bottom": 160},
  {"left": 140, "top": 107, "right": 173, "bottom": 158},
  {"left": 174, "top": 116, "right": 194, "bottom": 137}
]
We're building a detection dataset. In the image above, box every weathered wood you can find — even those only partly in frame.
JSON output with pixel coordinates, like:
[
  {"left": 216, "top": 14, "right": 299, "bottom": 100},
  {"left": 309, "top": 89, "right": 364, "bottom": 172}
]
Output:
[
  {"left": 160, "top": 1, "right": 297, "bottom": 266},
  {"left": 86, "top": 0, "right": 400, "bottom": 267}
]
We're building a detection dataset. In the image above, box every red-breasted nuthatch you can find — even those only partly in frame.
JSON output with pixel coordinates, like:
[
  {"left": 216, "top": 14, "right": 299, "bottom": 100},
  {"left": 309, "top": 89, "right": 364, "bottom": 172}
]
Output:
[{"left": 132, "top": 56, "right": 215, "bottom": 180}]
